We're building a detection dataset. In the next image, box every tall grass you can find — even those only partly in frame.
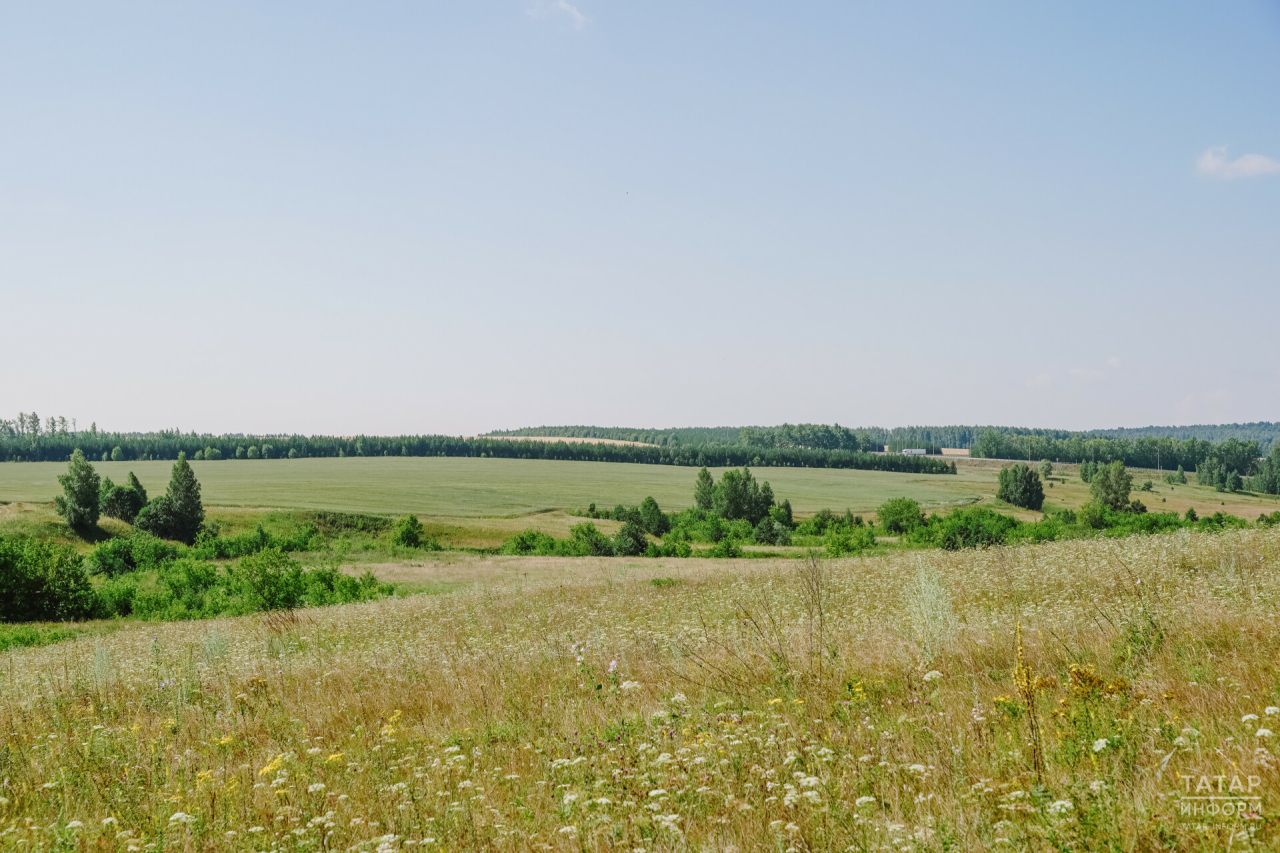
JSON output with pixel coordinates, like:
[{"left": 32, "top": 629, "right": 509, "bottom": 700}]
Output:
[{"left": 2, "top": 529, "right": 1280, "bottom": 850}]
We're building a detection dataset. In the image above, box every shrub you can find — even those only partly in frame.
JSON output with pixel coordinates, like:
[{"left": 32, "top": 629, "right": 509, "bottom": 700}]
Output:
[
  {"left": 391, "top": 515, "right": 426, "bottom": 548},
  {"left": 877, "top": 498, "right": 925, "bottom": 534},
  {"left": 134, "top": 495, "right": 180, "bottom": 541},
  {"left": 566, "top": 522, "right": 615, "bottom": 557},
  {"left": 247, "top": 445, "right": 260, "bottom": 460},
  {"left": 997, "top": 464, "right": 1045, "bottom": 511},
  {"left": 100, "top": 477, "right": 146, "bottom": 523},
  {"left": 704, "top": 538, "right": 743, "bottom": 558},
  {"left": 753, "top": 517, "right": 792, "bottom": 546},
  {"left": 612, "top": 521, "right": 650, "bottom": 556},
  {"left": 0, "top": 534, "right": 96, "bottom": 622},
  {"left": 111, "top": 446, "right": 125, "bottom": 462},
  {"left": 646, "top": 541, "right": 692, "bottom": 558},
  {"left": 87, "top": 538, "right": 138, "bottom": 577},
  {"left": 826, "top": 525, "right": 875, "bottom": 556},
  {"left": 499, "top": 530, "right": 558, "bottom": 556},
  {"left": 1039, "top": 459, "right": 1053, "bottom": 479},
  {"left": 235, "top": 548, "right": 305, "bottom": 611},
  {"left": 1184, "top": 507, "right": 1198, "bottom": 522},
  {"left": 927, "top": 508, "right": 1019, "bottom": 551},
  {"left": 204, "top": 446, "right": 223, "bottom": 461}
]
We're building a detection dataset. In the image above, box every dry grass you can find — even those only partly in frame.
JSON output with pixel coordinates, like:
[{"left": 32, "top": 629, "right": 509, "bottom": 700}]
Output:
[{"left": 4, "top": 530, "right": 1280, "bottom": 851}]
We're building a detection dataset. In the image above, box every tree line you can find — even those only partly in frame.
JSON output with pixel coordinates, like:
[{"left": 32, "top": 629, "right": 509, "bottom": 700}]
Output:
[
  {"left": 969, "top": 430, "right": 1265, "bottom": 473},
  {"left": 2, "top": 430, "right": 956, "bottom": 474}
]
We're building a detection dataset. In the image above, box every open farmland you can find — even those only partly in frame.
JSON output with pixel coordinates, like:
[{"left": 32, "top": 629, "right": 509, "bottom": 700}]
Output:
[
  {"left": 4, "top": 528, "right": 1280, "bottom": 851},
  {"left": 0, "top": 457, "right": 990, "bottom": 517}
]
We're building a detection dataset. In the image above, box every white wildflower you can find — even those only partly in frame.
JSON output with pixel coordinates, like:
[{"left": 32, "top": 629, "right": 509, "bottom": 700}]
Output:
[
  {"left": 923, "top": 670, "right": 943, "bottom": 682},
  {"left": 1093, "top": 738, "right": 1109, "bottom": 752},
  {"left": 1047, "top": 800, "right": 1073, "bottom": 816}
]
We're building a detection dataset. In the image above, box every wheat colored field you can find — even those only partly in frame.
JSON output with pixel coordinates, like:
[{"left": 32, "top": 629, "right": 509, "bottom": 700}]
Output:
[{"left": 4, "top": 528, "right": 1280, "bottom": 851}]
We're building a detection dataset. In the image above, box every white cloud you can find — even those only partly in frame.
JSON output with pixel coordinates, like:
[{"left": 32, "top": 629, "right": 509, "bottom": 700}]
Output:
[
  {"left": 1197, "top": 146, "right": 1280, "bottom": 180},
  {"left": 528, "top": 0, "right": 587, "bottom": 29}
]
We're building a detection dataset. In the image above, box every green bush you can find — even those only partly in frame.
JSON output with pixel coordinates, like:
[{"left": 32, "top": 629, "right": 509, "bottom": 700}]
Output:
[
  {"left": 825, "top": 525, "right": 875, "bottom": 556},
  {"left": 877, "top": 498, "right": 925, "bottom": 534},
  {"left": 704, "top": 538, "right": 743, "bottom": 558},
  {"left": 753, "top": 517, "right": 792, "bottom": 545},
  {"left": 499, "top": 530, "right": 559, "bottom": 556},
  {"left": 234, "top": 548, "right": 306, "bottom": 611},
  {"left": 613, "top": 521, "right": 650, "bottom": 556},
  {"left": 87, "top": 538, "right": 138, "bottom": 577},
  {"left": 0, "top": 534, "right": 96, "bottom": 622},
  {"left": 926, "top": 507, "right": 1019, "bottom": 551},
  {"left": 391, "top": 515, "right": 427, "bottom": 548}
]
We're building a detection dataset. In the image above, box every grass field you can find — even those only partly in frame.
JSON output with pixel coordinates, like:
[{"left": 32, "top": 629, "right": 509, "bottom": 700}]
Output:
[
  {"left": 5, "top": 527, "right": 1280, "bottom": 851},
  {"left": 0, "top": 457, "right": 995, "bottom": 516}
]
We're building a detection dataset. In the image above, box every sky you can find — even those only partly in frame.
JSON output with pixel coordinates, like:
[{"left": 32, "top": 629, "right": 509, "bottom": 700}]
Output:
[{"left": 2, "top": 1, "right": 1278, "bottom": 436}]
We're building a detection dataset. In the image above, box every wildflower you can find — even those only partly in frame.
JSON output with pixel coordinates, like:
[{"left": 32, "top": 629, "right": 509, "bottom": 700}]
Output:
[
  {"left": 923, "top": 670, "right": 943, "bottom": 682},
  {"left": 308, "top": 783, "right": 326, "bottom": 794},
  {"left": 1089, "top": 780, "right": 1106, "bottom": 794},
  {"left": 608, "top": 660, "right": 618, "bottom": 673},
  {"left": 558, "top": 826, "right": 578, "bottom": 837},
  {"left": 563, "top": 793, "right": 578, "bottom": 805},
  {"left": 66, "top": 821, "right": 84, "bottom": 830},
  {"left": 1093, "top": 738, "right": 1109, "bottom": 752},
  {"left": 648, "top": 789, "right": 667, "bottom": 797},
  {"left": 594, "top": 797, "right": 612, "bottom": 806},
  {"left": 620, "top": 681, "right": 641, "bottom": 691},
  {"left": 855, "top": 796, "right": 876, "bottom": 807},
  {"left": 1267, "top": 707, "right": 1280, "bottom": 716},
  {"left": 1047, "top": 800, "right": 1073, "bottom": 816},
  {"left": 1243, "top": 714, "right": 1260, "bottom": 723},
  {"left": 1258, "top": 729, "right": 1273, "bottom": 738},
  {"left": 248, "top": 827, "right": 264, "bottom": 833},
  {"left": 101, "top": 818, "right": 117, "bottom": 827}
]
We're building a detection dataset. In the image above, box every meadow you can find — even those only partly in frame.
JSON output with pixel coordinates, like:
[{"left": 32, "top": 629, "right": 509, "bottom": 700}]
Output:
[{"left": 3, "top": 528, "right": 1280, "bottom": 851}]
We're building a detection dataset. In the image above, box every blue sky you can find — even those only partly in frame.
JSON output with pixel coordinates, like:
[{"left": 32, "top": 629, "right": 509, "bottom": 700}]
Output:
[{"left": 2, "top": 2, "right": 1277, "bottom": 435}]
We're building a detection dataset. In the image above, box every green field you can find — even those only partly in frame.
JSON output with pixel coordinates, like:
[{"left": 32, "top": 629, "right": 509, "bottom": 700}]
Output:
[{"left": 0, "top": 457, "right": 994, "bottom": 517}]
